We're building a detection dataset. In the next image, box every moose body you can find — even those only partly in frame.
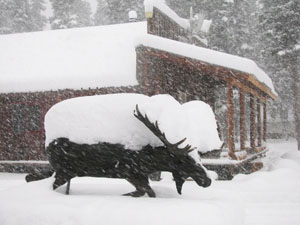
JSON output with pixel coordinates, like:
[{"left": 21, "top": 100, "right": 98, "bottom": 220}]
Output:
[
  {"left": 43, "top": 105, "right": 212, "bottom": 197},
  {"left": 46, "top": 137, "right": 211, "bottom": 197}
]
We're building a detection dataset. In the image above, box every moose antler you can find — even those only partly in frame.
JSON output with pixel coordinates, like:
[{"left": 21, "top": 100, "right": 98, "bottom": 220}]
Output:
[{"left": 134, "top": 105, "right": 194, "bottom": 153}]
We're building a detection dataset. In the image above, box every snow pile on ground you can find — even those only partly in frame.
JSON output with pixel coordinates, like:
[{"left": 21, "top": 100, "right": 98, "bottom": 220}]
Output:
[
  {"left": 0, "top": 140, "right": 300, "bottom": 225},
  {"left": 0, "top": 22, "right": 146, "bottom": 93},
  {"left": 45, "top": 93, "right": 222, "bottom": 155},
  {"left": 0, "top": 176, "right": 243, "bottom": 225}
]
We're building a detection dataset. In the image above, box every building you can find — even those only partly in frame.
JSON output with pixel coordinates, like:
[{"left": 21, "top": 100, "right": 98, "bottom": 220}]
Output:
[{"left": 0, "top": 0, "right": 276, "bottom": 178}]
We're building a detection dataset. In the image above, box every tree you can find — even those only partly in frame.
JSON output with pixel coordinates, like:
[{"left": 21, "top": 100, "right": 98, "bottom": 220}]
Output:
[
  {"left": 0, "top": 0, "right": 47, "bottom": 34},
  {"left": 258, "top": 0, "right": 300, "bottom": 149},
  {"left": 50, "top": 0, "right": 92, "bottom": 29},
  {"left": 0, "top": 0, "right": 14, "bottom": 34},
  {"left": 11, "top": 0, "right": 31, "bottom": 33},
  {"left": 94, "top": 0, "right": 111, "bottom": 25},
  {"left": 94, "top": 0, "right": 144, "bottom": 25},
  {"left": 28, "top": 0, "right": 47, "bottom": 31}
]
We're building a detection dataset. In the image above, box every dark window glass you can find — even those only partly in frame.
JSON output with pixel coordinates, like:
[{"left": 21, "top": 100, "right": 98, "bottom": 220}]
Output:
[
  {"left": 11, "top": 104, "right": 26, "bottom": 134},
  {"left": 28, "top": 105, "right": 41, "bottom": 131}
]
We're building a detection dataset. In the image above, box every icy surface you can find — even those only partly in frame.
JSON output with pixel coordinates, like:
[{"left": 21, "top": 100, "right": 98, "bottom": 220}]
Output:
[
  {"left": 144, "top": 0, "right": 190, "bottom": 29},
  {"left": 0, "top": 22, "right": 146, "bottom": 93},
  {"left": 136, "top": 34, "right": 276, "bottom": 95},
  {"left": 0, "top": 140, "right": 300, "bottom": 225},
  {"left": 45, "top": 93, "right": 222, "bottom": 155}
]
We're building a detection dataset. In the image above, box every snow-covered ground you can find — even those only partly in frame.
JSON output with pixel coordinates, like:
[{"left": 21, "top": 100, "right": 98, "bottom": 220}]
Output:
[{"left": 0, "top": 140, "right": 299, "bottom": 225}]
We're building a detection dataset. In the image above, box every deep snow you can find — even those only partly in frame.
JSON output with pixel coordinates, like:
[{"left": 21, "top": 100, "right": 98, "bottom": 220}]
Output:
[
  {"left": 45, "top": 94, "right": 222, "bottom": 155},
  {"left": 0, "top": 21, "right": 275, "bottom": 95},
  {"left": 0, "top": 140, "right": 299, "bottom": 225}
]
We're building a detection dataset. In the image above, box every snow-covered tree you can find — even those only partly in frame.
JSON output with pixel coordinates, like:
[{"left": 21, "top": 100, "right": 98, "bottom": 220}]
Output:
[
  {"left": 206, "top": 0, "right": 257, "bottom": 58},
  {"left": 0, "top": 0, "right": 14, "bottom": 34},
  {"left": 28, "top": 0, "right": 47, "bottom": 31},
  {"left": 94, "top": 0, "right": 111, "bottom": 25},
  {"left": 94, "top": 0, "right": 144, "bottom": 25},
  {"left": 258, "top": 0, "right": 300, "bottom": 149},
  {"left": 0, "top": 0, "right": 47, "bottom": 34},
  {"left": 50, "top": 0, "right": 92, "bottom": 29}
]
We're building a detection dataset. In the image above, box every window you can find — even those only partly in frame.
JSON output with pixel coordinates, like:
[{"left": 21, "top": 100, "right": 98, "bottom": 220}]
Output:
[
  {"left": 11, "top": 104, "right": 26, "bottom": 134},
  {"left": 11, "top": 104, "right": 41, "bottom": 133},
  {"left": 28, "top": 105, "right": 41, "bottom": 131}
]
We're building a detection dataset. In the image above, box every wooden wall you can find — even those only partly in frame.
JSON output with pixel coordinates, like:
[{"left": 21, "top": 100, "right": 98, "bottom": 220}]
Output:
[
  {"left": 0, "top": 86, "right": 141, "bottom": 160},
  {"left": 147, "top": 7, "right": 188, "bottom": 42}
]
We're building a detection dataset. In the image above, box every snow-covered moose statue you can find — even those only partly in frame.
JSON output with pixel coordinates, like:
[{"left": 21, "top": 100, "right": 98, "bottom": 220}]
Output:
[{"left": 26, "top": 94, "right": 222, "bottom": 197}]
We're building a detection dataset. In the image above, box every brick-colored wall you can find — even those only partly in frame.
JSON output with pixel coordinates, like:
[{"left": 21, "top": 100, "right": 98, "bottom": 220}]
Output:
[
  {"left": 147, "top": 7, "right": 188, "bottom": 42},
  {"left": 136, "top": 46, "right": 216, "bottom": 105},
  {"left": 0, "top": 86, "right": 141, "bottom": 161}
]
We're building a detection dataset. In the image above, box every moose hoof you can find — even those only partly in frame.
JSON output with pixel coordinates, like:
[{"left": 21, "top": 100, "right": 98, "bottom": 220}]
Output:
[
  {"left": 123, "top": 191, "right": 145, "bottom": 197},
  {"left": 146, "top": 190, "right": 156, "bottom": 198}
]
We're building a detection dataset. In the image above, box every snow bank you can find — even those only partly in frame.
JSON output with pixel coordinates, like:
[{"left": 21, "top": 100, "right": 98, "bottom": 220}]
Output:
[
  {"left": 0, "top": 22, "right": 146, "bottom": 93},
  {"left": 144, "top": 0, "right": 190, "bottom": 29},
  {"left": 1, "top": 140, "right": 300, "bottom": 225},
  {"left": 136, "top": 34, "right": 276, "bottom": 95},
  {"left": 0, "top": 176, "right": 244, "bottom": 225},
  {"left": 45, "top": 93, "right": 222, "bottom": 155}
]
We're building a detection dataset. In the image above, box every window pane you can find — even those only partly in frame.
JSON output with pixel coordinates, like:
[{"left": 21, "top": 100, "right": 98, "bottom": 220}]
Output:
[
  {"left": 28, "top": 106, "right": 41, "bottom": 131},
  {"left": 11, "top": 104, "right": 26, "bottom": 134}
]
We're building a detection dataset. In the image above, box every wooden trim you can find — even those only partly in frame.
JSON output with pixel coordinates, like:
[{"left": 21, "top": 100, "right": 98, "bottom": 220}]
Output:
[
  {"left": 143, "top": 54, "right": 149, "bottom": 95},
  {"left": 250, "top": 94, "right": 256, "bottom": 151},
  {"left": 263, "top": 102, "right": 267, "bottom": 142},
  {"left": 227, "top": 81, "right": 236, "bottom": 160},
  {"left": 231, "top": 78, "right": 267, "bottom": 102},
  {"left": 247, "top": 74, "right": 277, "bottom": 100},
  {"left": 257, "top": 99, "right": 262, "bottom": 147},
  {"left": 137, "top": 46, "right": 276, "bottom": 100},
  {"left": 240, "top": 88, "right": 246, "bottom": 150},
  {"left": 147, "top": 18, "right": 152, "bottom": 34},
  {"left": 255, "top": 146, "right": 266, "bottom": 153}
]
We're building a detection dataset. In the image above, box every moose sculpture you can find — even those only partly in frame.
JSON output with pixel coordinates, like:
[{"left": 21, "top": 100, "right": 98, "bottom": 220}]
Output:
[{"left": 41, "top": 105, "right": 211, "bottom": 197}]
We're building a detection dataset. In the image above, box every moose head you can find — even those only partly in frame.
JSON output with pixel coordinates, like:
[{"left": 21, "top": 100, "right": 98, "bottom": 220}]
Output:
[{"left": 134, "top": 105, "right": 212, "bottom": 194}]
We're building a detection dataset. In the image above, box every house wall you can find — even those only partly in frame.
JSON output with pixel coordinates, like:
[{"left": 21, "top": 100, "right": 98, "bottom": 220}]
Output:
[
  {"left": 147, "top": 7, "right": 188, "bottom": 42},
  {"left": 136, "top": 47, "right": 215, "bottom": 105},
  {"left": 0, "top": 86, "right": 141, "bottom": 161}
]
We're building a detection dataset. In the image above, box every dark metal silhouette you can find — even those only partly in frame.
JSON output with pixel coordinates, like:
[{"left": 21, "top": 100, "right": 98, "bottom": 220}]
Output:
[{"left": 31, "top": 105, "right": 211, "bottom": 197}]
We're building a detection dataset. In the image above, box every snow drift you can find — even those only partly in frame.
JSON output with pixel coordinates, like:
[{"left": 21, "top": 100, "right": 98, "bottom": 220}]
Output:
[{"left": 45, "top": 93, "right": 222, "bottom": 157}]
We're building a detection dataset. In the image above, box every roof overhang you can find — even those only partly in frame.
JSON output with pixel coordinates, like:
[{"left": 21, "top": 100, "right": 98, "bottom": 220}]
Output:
[{"left": 136, "top": 45, "right": 277, "bottom": 101}]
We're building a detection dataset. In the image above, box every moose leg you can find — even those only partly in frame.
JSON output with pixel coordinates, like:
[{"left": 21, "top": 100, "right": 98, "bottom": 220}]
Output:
[
  {"left": 66, "top": 180, "right": 71, "bottom": 195},
  {"left": 53, "top": 171, "right": 72, "bottom": 194},
  {"left": 124, "top": 176, "right": 156, "bottom": 198}
]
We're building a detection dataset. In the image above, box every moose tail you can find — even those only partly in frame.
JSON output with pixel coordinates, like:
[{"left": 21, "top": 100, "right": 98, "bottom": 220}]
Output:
[{"left": 25, "top": 168, "right": 54, "bottom": 182}]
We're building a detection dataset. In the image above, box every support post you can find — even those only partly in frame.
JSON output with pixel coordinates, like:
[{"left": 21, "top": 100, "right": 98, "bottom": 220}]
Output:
[
  {"left": 66, "top": 180, "right": 71, "bottom": 195},
  {"left": 250, "top": 94, "right": 256, "bottom": 151},
  {"left": 240, "top": 88, "right": 246, "bottom": 150},
  {"left": 257, "top": 99, "right": 262, "bottom": 147},
  {"left": 143, "top": 52, "right": 149, "bottom": 95},
  {"left": 263, "top": 102, "right": 267, "bottom": 142},
  {"left": 227, "top": 81, "right": 236, "bottom": 159}
]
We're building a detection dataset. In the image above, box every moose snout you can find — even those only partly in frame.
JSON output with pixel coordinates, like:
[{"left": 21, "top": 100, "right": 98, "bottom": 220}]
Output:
[
  {"left": 203, "top": 177, "right": 212, "bottom": 188},
  {"left": 195, "top": 176, "right": 212, "bottom": 188}
]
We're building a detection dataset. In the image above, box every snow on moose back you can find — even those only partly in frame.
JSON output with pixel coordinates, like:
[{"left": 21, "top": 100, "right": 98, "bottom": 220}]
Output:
[{"left": 45, "top": 93, "right": 222, "bottom": 160}]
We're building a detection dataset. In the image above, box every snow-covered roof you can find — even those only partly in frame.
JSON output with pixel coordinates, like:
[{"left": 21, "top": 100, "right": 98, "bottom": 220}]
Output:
[
  {"left": 0, "top": 20, "right": 275, "bottom": 97},
  {"left": 135, "top": 34, "right": 276, "bottom": 96},
  {"left": 0, "top": 22, "right": 147, "bottom": 93},
  {"left": 144, "top": 0, "right": 190, "bottom": 30}
]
